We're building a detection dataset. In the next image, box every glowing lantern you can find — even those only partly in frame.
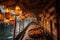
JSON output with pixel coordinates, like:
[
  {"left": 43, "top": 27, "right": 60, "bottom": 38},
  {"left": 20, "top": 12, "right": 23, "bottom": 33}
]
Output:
[
  {"left": 15, "top": 6, "right": 21, "bottom": 16},
  {"left": 9, "top": 16, "right": 15, "bottom": 25},
  {"left": 15, "top": 6, "right": 20, "bottom": 10},
  {"left": 9, "top": 16, "right": 15, "bottom": 21},
  {"left": 4, "top": 8, "right": 11, "bottom": 13},
  {"left": 4, "top": 19, "right": 10, "bottom": 24},
  {"left": 9, "top": 20, "right": 15, "bottom": 25}
]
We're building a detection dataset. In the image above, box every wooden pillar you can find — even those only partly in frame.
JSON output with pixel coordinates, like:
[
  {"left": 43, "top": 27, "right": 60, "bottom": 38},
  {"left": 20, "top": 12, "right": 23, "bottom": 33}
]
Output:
[{"left": 13, "top": 16, "right": 16, "bottom": 40}]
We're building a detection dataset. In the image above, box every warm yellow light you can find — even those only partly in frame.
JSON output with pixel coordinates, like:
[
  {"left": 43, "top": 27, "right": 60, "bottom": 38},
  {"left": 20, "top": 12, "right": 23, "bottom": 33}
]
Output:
[
  {"left": 15, "top": 6, "right": 20, "bottom": 10},
  {"left": 4, "top": 19, "right": 10, "bottom": 24},
  {"left": 9, "top": 16, "right": 15, "bottom": 20},
  {"left": 5, "top": 8, "right": 10, "bottom": 13},
  {"left": 15, "top": 6, "right": 21, "bottom": 16},
  {"left": 15, "top": 10, "right": 20, "bottom": 16}
]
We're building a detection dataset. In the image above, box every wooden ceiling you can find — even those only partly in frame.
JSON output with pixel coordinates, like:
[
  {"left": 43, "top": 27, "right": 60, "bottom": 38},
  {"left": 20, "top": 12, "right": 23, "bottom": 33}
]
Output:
[{"left": 0, "top": 0, "right": 56, "bottom": 12}]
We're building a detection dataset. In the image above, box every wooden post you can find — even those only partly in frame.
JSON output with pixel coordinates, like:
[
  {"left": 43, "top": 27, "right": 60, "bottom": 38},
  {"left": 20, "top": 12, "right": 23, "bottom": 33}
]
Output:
[{"left": 13, "top": 16, "right": 16, "bottom": 40}]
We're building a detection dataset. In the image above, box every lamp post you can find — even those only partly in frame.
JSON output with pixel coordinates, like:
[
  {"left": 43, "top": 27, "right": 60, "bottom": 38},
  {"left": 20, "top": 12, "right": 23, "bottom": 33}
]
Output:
[
  {"left": 4, "top": 6, "right": 22, "bottom": 40},
  {"left": 13, "top": 5, "right": 22, "bottom": 40}
]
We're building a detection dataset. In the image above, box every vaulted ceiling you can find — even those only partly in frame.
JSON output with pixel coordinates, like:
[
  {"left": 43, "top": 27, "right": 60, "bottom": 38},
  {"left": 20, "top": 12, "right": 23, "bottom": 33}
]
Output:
[{"left": 0, "top": 0, "right": 56, "bottom": 12}]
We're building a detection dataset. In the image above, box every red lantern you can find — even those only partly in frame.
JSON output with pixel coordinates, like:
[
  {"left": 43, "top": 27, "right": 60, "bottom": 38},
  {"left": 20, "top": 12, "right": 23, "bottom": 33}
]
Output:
[{"left": 9, "top": 20, "right": 15, "bottom": 25}]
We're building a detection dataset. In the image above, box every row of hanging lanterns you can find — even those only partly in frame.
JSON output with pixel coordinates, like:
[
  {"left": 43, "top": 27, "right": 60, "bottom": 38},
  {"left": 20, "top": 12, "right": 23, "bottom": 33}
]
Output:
[{"left": 0, "top": 5, "right": 31, "bottom": 25}]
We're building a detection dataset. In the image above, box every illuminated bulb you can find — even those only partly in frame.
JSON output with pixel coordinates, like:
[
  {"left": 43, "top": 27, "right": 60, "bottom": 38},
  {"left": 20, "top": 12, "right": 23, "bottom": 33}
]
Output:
[
  {"left": 15, "top": 6, "right": 21, "bottom": 16},
  {"left": 4, "top": 19, "right": 10, "bottom": 24},
  {"left": 5, "top": 8, "right": 10, "bottom": 13},
  {"left": 9, "top": 18, "right": 15, "bottom": 20},
  {"left": 15, "top": 6, "right": 20, "bottom": 10},
  {"left": 9, "top": 16, "right": 15, "bottom": 20}
]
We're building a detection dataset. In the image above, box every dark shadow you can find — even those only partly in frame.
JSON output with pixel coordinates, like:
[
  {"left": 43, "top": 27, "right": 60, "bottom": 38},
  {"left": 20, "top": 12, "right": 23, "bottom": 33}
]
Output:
[{"left": 45, "top": 31, "right": 54, "bottom": 40}]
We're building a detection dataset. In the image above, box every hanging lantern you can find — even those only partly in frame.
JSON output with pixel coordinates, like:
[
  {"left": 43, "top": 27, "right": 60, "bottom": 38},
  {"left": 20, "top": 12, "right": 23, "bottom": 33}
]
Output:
[
  {"left": 4, "top": 19, "right": 10, "bottom": 24},
  {"left": 9, "top": 17, "right": 15, "bottom": 21},
  {"left": 9, "top": 16, "right": 15, "bottom": 21},
  {"left": 4, "top": 8, "right": 11, "bottom": 13},
  {"left": 15, "top": 6, "right": 21, "bottom": 16},
  {"left": 9, "top": 20, "right": 15, "bottom": 25},
  {"left": 9, "top": 15, "right": 15, "bottom": 25},
  {"left": 15, "top": 6, "right": 20, "bottom": 10}
]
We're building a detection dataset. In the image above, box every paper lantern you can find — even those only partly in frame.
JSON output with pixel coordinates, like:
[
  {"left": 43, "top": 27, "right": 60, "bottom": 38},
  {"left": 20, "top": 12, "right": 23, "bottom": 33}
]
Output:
[
  {"left": 15, "top": 6, "right": 21, "bottom": 16},
  {"left": 9, "top": 20, "right": 15, "bottom": 25},
  {"left": 4, "top": 19, "right": 10, "bottom": 24}
]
